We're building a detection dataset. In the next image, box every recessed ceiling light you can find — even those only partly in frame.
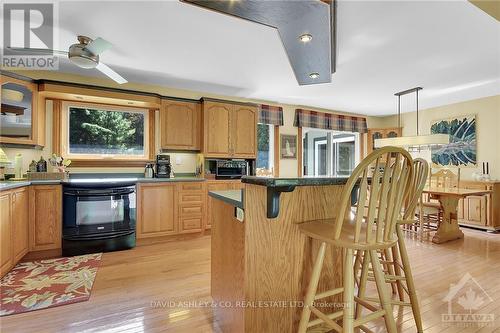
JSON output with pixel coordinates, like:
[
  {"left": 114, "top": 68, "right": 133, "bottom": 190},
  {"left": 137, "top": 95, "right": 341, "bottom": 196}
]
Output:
[
  {"left": 309, "top": 72, "right": 320, "bottom": 79},
  {"left": 299, "top": 34, "right": 313, "bottom": 43}
]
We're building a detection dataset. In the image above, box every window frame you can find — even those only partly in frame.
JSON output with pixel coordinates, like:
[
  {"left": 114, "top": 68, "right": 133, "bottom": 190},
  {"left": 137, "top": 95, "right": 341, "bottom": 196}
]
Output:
[
  {"left": 301, "top": 127, "right": 360, "bottom": 177},
  {"left": 60, "top": 101, "right": 152, "bottom": 163},
  {"left": 256, "top": 123, "right": 279, "bottom": 177}
]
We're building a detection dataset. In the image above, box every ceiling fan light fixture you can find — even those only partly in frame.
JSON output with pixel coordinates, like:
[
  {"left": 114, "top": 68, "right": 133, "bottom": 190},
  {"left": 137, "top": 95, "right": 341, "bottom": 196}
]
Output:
[
  {"left": 299, "top": 33, "right": 313, "bottom": 43},
  {"left": 69, "top": 54, "right": 98, "bottom": 69},
  {"left": 309, "top": 72, "right": 320, "bottom": 79}
]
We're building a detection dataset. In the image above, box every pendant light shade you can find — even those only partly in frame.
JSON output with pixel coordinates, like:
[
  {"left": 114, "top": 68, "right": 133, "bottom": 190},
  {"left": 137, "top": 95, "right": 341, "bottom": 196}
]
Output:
[{"left": 374, "top": 87, "right": 449, "bottom": 150}]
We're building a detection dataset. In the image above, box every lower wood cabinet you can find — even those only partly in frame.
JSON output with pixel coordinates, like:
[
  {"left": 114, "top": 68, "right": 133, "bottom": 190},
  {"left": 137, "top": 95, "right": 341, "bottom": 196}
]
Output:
[
  {"left": 1, "top": 186, "right": 30, "bottom": 278},
  {"left": 456, "top": 181, "right": 499, "bottom": 230},
  {"left": 12, "top": 187, "right": 29, "bottom": 262},
  {"left": 136, "top": 183, "right": 178, "bottom": 238},
  {"left": 29, "top": 185, "right": 62, "bottom": 251},
  {"left": 206, "top": 180, "right": 243, "bottom": 229},
  {"left": 0, "top": 191, "right": 13, "bottom": 277}
]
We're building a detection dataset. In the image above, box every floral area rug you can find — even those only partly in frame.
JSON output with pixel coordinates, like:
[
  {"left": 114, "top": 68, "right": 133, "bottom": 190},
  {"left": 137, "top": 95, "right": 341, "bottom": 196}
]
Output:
[{"left": 0, "top": 253, "right": 102, "bottom": 316}]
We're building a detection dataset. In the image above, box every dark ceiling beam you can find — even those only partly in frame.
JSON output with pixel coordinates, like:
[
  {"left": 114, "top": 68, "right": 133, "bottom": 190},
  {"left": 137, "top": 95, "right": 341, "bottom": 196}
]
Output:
[{"left": 181, "top": 0, "right": 336, "bottom": 86}]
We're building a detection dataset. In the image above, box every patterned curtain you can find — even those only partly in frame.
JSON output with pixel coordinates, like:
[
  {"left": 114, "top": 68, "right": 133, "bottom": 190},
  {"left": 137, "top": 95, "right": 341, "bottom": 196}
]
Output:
[
  {"left": 294, "top": 109, "right": 367, "bottom": 133},
  {"left": 258, "top": 104, "right": 284, "bottom": 126}
]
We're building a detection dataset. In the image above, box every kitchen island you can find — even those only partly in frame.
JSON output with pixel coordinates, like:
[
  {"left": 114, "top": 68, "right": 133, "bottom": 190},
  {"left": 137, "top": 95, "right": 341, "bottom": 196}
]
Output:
[{"left": 208, "top": 176, "right": 351, "bottom": 333}]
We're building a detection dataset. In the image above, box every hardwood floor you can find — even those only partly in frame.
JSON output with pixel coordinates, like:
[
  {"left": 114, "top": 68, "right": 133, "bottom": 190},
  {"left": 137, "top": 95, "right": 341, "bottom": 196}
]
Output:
[{"left": 1, "top": 228, "right": 500, "bottom": 332}]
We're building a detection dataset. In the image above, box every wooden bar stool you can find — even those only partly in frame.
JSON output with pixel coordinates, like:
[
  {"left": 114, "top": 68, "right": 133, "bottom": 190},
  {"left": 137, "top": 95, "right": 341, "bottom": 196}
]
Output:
[
  {"left": 298, "top": 147, "right": 413, "bottom": 333},
  {"left": 355, "top": 158, "right": 428, "bottom": 333}
]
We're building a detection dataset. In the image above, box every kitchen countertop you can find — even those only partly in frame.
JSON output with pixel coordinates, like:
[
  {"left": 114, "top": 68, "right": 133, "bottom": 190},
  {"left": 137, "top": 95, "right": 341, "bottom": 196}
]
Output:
[
  {"left": 208, "top": 189, "right": 244, "bottom": 209},
  {"left": 0, "top": 176, "right": 206, "bottom": 192},
  {"left": 241, "top": 176, "right": 350, "bottom": 187}
]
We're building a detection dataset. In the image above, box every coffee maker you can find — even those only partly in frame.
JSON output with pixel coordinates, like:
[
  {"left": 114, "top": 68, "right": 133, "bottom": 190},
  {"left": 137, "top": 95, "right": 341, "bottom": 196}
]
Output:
[{"left": 155, "top": 154, "right": 171, "bottom": 178}]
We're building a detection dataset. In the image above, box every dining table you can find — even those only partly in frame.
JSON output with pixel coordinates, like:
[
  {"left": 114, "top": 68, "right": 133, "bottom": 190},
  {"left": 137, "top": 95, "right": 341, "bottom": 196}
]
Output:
[{"left": 422, "top": 187, "right": 492, "bottom": 244}]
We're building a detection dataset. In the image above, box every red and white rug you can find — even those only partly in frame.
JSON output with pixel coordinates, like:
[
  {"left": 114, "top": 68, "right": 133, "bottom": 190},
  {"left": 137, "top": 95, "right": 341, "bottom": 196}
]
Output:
[{"left": 0, "top": 253, "right": 102, "bottom": 316}]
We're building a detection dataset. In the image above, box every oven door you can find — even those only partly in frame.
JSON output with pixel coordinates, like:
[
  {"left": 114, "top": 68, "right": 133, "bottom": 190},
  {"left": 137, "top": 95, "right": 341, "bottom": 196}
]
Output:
[{"left": 63, "top": 186, "right": 136, "bottom": 237}]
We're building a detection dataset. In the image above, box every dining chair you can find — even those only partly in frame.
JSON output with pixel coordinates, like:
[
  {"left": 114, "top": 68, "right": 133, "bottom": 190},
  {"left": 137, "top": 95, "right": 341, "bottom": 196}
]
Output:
[
  {"left": 297, "top": 147, "right": 413, "bottom": 333},
  {"left": 419, "top": 168, "right": 458, "bottom": 232},
  {"left": 355, "top": 158, "right": 428, "bottom": 333}
]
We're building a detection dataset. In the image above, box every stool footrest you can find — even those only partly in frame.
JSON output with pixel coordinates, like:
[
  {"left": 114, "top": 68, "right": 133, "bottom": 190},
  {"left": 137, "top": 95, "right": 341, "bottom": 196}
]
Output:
[
  {"left": 314, "top": 287, "right": 343, "bottom": 300},
  {"left": 308, "top": 306, "right": 343, "bottom": 332},
  {"left": 353, "top": 310, "right": 386, "bottom": 328}
]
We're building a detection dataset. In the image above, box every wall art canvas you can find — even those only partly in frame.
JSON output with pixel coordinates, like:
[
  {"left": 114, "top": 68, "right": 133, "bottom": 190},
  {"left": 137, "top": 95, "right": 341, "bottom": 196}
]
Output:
[{"left": 430, "top": 115, "right": 476, "bottom": 167}]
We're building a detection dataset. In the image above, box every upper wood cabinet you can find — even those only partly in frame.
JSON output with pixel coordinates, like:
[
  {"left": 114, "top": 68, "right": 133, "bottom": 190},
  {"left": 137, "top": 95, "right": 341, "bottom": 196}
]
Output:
[
  {"left": 29, "top": 185, "right": 62, "bottom": 251},
  {"left": 366, "top": 127, "right": 402, "bottom": 154},
  {"left": 203, "top": 100, "right": 257, "bottom": 158},
  {"left": 1, "top": 74, "right": 45, "bottom": 146},
  {"left": 231, "top": 105, "right": 257, "bottom": 158},
  {"left": 160, "top": 99, "right": 201, "bottom": 150}
]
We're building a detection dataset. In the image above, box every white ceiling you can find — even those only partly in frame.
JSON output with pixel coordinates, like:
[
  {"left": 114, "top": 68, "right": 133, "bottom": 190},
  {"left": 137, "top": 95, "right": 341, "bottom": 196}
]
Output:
[{"left": 6, "top": 0, "right": 500, "bottom": 115}]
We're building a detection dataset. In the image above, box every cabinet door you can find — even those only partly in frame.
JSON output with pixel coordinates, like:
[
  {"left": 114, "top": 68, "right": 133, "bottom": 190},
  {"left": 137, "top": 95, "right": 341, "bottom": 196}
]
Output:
[
  {"left": 137, "top": 184, "right": 177, "bottom": 238},
  {"left": 231, "top": 105, "right": 257, "bottom": 158},
  {"left": 467, "top": 196, "right": 486, "bottom": 225},
  {"left": 0, "top": 192, "right": 13, "bottom": 277},
  {"left": 367, "top": 130, "right": 384, "bottom": 154},
  {"left": 203, "top": 101, "right": 231, "bottom": 157},
  {"left": 29, "top": 185, "right": 62, "bottom": 251},
  {"left": 0, "top": 75, "right": 41, "bottom": 146},
  {"left": 206, "top": 182, "right": 234, "bottom": 228},
  {"left": 12, "top": 187, "right": 29, "bottom": 262},
  {"left": 160, "top": 100, "right": 201, "bottom": 150}
]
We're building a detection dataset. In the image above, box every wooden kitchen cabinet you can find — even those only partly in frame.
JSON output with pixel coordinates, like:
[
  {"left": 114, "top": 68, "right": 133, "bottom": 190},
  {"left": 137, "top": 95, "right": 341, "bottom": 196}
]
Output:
[
  {"left": 231, "top": 104, "right": 257, "bottom": 158},
  {"left": 137, "top": 183, "right": 178, "bottom": 238},
  {"left": 202, "top": 100, "right": 257, "bottom": 158},
  {"left": 1, "top": 186, "right": 30, "bottom": 277},
  {"left": 203, "top": 101, "right": 232, "bottom": 157},
  {"left": 12, "top": 187, "right": 29, "bottom": 262},
  {"left": 29, "top": 185, "right": 62, "bottom": 251},
  {"left": 206, "top": 180, "right": 244, "bottom": 229},
  {"left": 456, "top": 180, "right": 500, "bottom": 230},
  {"left": 160, "top": 99, "right": 201, "bottom": 150},
  {"left": 1, "top": 73, "right": 45, "bottom": 147},
  {"left": 366, "top": 127, "right": 402, "bottom": 154},
  {"left": 0, "top": 191, "right": 13, "bottom": 277},
  {"left": 177, "top": 182, "right": 206, "bottom": 234}
]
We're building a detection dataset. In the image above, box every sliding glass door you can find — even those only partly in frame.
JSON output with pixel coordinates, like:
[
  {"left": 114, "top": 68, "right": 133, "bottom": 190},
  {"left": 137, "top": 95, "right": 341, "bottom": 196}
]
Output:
[{"left": 303, "top": 128, "right": 359, "bottom": 177}]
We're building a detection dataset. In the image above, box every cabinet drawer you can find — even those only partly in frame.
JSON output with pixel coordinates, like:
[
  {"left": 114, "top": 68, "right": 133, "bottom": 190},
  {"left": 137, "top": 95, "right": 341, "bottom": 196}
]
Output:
[
  {"left": 179, "top": 205, "right": 203, "bottom": 216},
  {"left": 180, "top": 216, "right": 203, "bottom": 231},
  {"left": 179, "top": 193, "right": 204, "bottom": 204},
  {"left": 180, "top": 182, "right": 204, "bottom": 191}
]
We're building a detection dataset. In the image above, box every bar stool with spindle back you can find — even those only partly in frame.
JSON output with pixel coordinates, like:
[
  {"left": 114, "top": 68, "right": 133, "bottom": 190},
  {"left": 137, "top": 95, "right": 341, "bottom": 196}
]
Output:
[
  {"left": 355, "top": 158, "right": 428, "bottom": 333},
  {"left": 297, "top": 147, "right": 413, "bottom": 333}
]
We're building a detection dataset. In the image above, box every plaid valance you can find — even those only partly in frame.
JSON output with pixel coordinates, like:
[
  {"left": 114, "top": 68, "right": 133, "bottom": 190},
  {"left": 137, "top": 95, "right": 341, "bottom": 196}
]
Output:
[
  {"left": 258, "top": 104, "right": 284, "bottom": 126},
  {"left": 294, "top": 109, "right": 367, "bottom": 133}
]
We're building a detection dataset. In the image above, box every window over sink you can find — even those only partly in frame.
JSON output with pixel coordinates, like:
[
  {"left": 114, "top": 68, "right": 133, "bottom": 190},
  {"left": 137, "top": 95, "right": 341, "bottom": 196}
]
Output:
[
  {"left": 61, "top": 101, "right": 150, "bottom": 161},
  {"left": 256, "top": 123, "right": 275, "bottom": 177}
]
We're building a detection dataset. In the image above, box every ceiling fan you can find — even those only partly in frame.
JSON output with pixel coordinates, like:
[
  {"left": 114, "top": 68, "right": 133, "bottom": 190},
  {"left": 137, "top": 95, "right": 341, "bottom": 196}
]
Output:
[{"left": 7, "top": 36, "right": 127, "bottom": 84}]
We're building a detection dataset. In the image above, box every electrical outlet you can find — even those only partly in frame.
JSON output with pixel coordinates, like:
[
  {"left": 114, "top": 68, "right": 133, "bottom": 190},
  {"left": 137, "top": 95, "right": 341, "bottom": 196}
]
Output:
[
  {"left": 175, "top": 156, "right": 182, "bottom": 165},
  {"left": 236, "top": 207, "right": 244, "bottom": 222}
]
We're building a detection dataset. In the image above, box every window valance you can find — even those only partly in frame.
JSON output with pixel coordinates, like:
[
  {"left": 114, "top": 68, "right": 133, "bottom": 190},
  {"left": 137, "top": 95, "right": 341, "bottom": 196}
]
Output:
[
  {"left": 294, "top": 109, "right": 367, "bottom": 133},
  {"left": 258, "top": 104, "right": 284, "bottom": 126}
]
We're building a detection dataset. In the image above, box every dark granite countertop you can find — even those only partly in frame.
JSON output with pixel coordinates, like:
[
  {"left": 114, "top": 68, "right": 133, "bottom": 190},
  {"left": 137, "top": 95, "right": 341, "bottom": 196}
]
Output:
[
  {"left": 208, "top": 190, "right": 244, "bottom": 209},
  {"left": 241, "top": 176, "right": 350, "bottom": 187}
]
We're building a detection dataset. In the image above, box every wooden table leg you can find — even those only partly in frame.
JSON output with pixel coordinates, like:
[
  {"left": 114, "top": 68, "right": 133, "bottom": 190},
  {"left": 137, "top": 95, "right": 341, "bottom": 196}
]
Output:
[{"left": 432, "top": 196, "right": 464, "bottom": 244}]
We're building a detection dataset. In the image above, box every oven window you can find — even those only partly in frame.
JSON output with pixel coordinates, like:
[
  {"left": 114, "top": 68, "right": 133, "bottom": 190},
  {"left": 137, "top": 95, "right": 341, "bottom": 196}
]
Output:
[{"left": 76, "top": 198, "right": 125, "bottom": 225}]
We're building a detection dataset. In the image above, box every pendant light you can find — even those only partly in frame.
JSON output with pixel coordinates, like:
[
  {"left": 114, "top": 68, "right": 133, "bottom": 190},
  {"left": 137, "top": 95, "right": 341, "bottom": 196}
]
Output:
[{"left": 374, "top": 87, "right": 449, "bottom": 150}]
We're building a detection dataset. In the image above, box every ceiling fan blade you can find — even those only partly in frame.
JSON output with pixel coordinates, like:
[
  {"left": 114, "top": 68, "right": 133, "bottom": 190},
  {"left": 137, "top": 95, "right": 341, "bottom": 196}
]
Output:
[
  {"left": 95, "top": 62, "right": 127, "bottom": 84},
  {"left": 85, "top": 37, "right": 112, "bottom": 55},
  {"left": 6, "top": 47, "right": 68, "bottom": 56}
]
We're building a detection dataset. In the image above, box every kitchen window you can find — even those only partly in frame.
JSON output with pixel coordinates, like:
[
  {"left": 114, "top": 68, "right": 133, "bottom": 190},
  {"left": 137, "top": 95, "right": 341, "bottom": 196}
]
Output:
[
  {"left": 61, "top": 102, "right": 150, "bottom": 161},
  {"left": 256, "top": 123, "right": 275, "bottom": 176},
  {"left": 302, "top": 128, "right": 360, "bottom": 177}
]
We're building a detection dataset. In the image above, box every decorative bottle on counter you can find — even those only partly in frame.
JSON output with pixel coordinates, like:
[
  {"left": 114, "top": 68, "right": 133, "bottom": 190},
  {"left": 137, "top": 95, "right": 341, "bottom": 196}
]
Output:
[
  {"left": 36, "top": 156, "right": 47, "bottom": 172},
  {"left": 14, "top": 153, "right": 23, "bottom": 179},
  {"left": 29, "top": 160, "right": 37, "bottom": 173}
]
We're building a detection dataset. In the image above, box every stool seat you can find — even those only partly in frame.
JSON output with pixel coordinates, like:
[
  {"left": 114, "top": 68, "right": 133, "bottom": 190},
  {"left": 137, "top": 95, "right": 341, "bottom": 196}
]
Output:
[{"left": 299, "top": 219, "right": 398, "bottom": 251}]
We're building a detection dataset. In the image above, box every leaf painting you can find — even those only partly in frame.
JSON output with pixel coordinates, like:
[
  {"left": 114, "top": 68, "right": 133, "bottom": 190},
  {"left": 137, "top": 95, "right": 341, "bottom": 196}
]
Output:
[{"left": 431, "top": 115, "right": 476, "bottom": 167}]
